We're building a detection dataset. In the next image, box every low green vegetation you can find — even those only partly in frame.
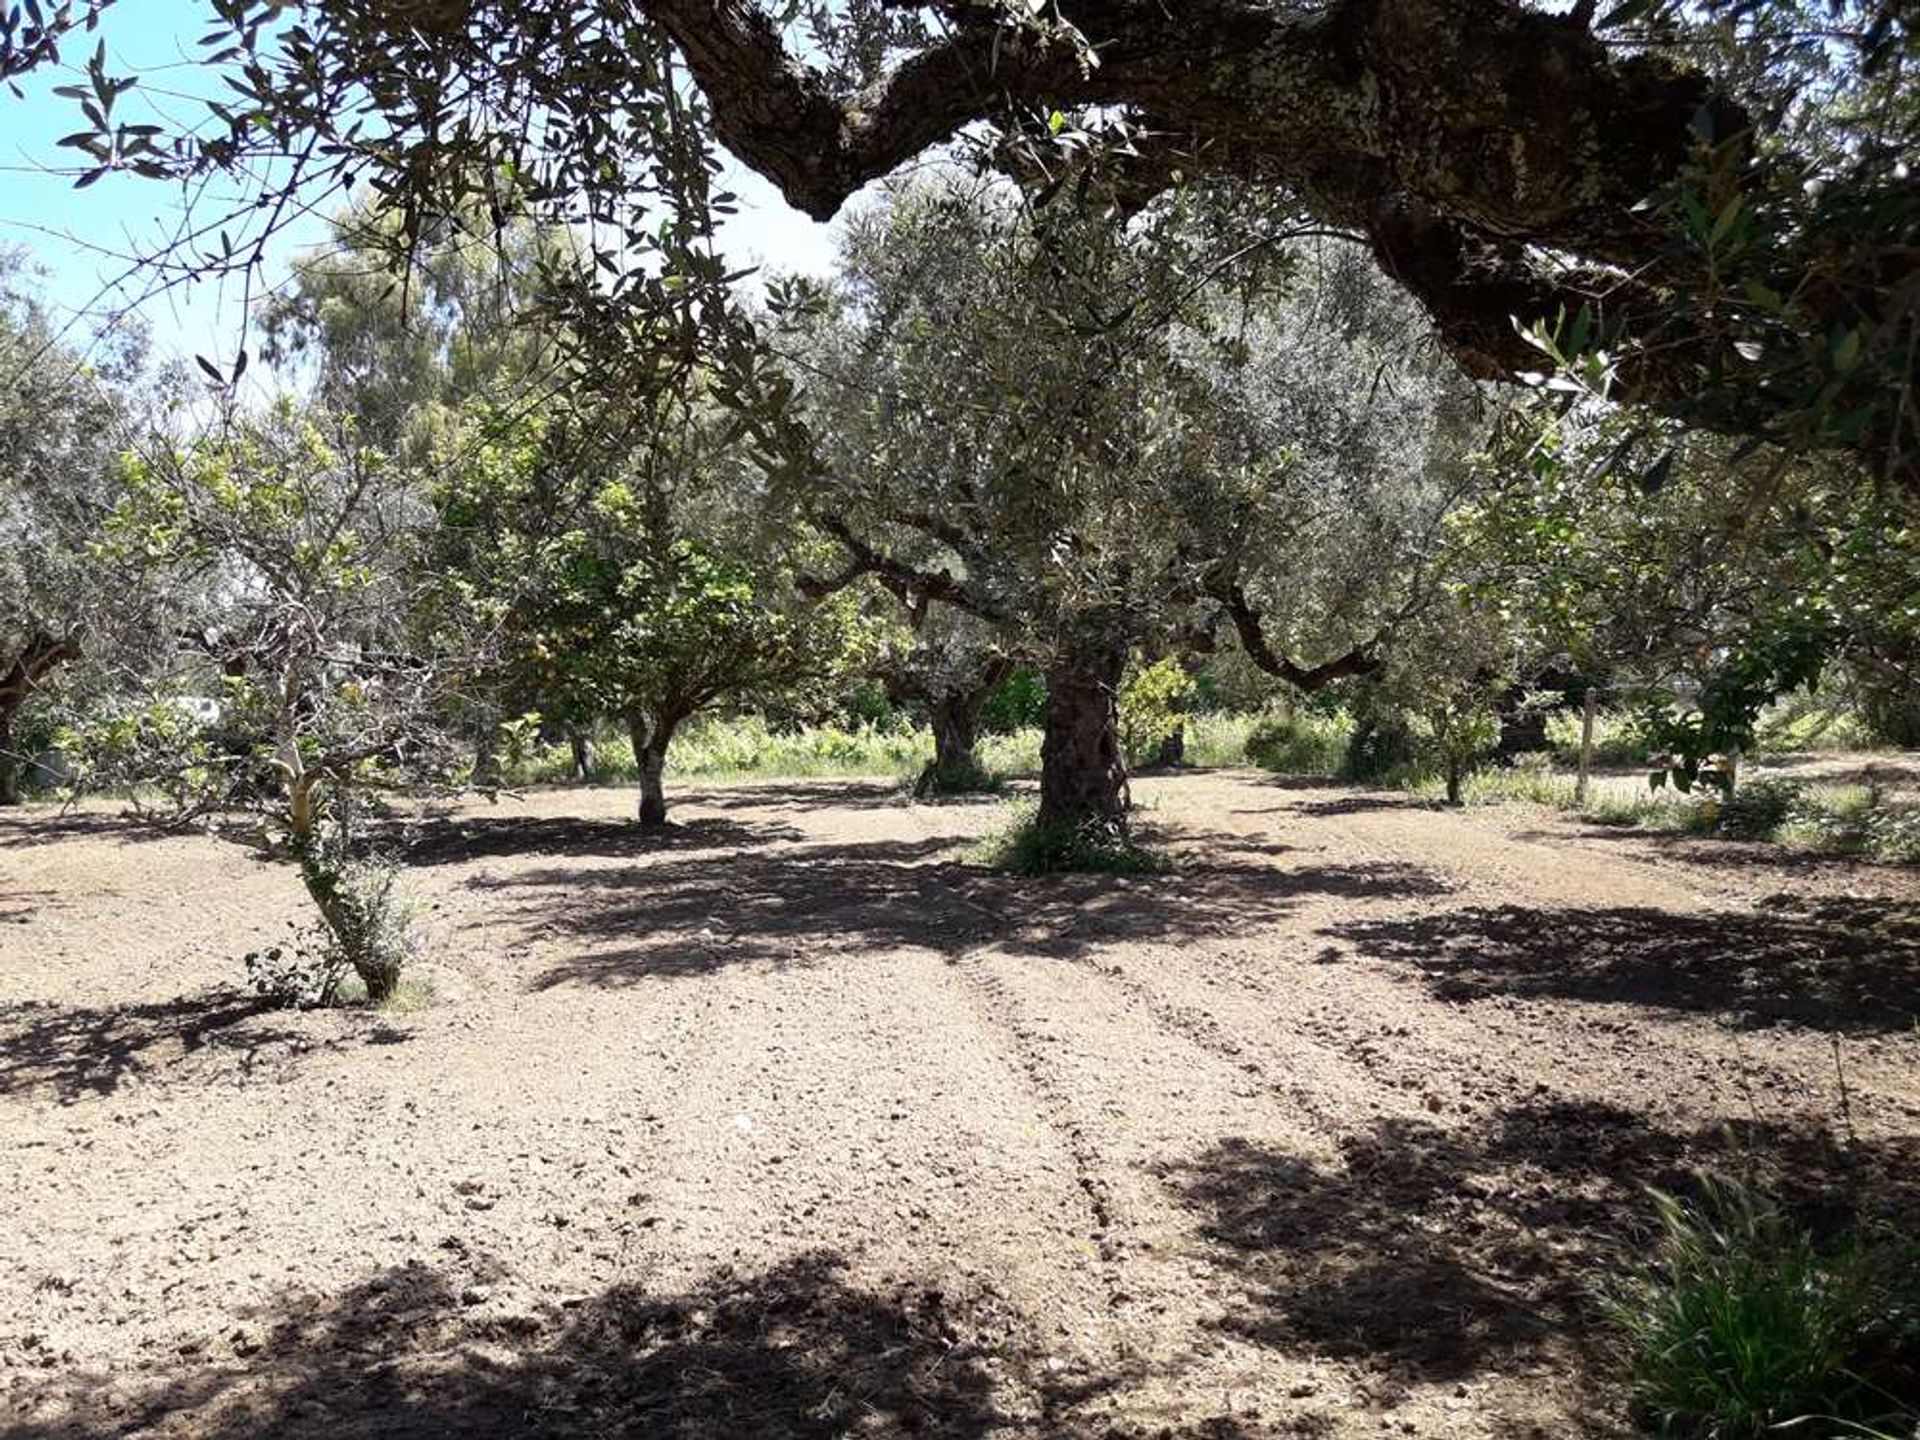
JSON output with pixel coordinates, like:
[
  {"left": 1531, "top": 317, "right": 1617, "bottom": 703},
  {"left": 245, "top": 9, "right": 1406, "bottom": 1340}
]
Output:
[
  {"left": 975, "top": 804, "right": 1168, "bottom": 877},
  {"left": 1430, "top": 767, "right": 1920, "bottom": 863},
  {"left": 1243, "top": 708, "right": 1355, "bottom": 777},
  {"left": 1608, "top": 1176, "right": 1918, "bottom": 1439}
]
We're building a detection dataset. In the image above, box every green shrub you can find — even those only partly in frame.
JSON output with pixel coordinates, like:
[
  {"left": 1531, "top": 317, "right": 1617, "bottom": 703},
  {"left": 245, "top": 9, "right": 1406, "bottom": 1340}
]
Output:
[
  {"left": 1343, "top": 711, "right": 1423, "bottom": 783},
  {"left": 249, "top": 848, "right": 418, "bottom": 1008},
  {"left": 979, "top": 667, "right": 1046, "bottom": 734},
  {"left": 243, "top": 924, "right": 351, "bottom": 1008},
  {"left": 1119, "top": 658, "right": 1198, "bottom": 766},
  {"left": 294, "top": 848, "right": 419, "bottom": 1005},
  {"left": 975, "top": 804, "right": 1166, "bottom": 876},
  {"left": 1245, "top": 708, "right": 1354, "bottom": 776},
  {"left": 1608, "top": 1176, "right": 1916, "bottom": 1439},
  {"left": 1710, "top": 777, "right": 1806, "bottom": 839}
]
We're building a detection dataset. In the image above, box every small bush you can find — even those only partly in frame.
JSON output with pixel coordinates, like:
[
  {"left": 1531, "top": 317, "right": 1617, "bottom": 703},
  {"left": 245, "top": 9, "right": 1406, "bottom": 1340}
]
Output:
[
  {"left": 294, "top": 848, "right": 420, "bottom": 1005},
  {"left": 1245, "top": 708, "right": 1354, "bottom": 776},
  {"left": 243, "top": 923, "right": 350, "bottom": 1009},
  {"left": 976, "top": 805, "right": 1166, "bottom": 876},
  {"left": 1343, "top": 711, "right": 1424, "bottom": 783},
  {"left": 1608, "top": 1176, "right": 1917, "bottom": 1439},
  {"left": 1119, "top": 658, "right": 1198, "bottom": 766},
  {"left": 1693, "top": 776, "right": 1804, "bottom": 839}
]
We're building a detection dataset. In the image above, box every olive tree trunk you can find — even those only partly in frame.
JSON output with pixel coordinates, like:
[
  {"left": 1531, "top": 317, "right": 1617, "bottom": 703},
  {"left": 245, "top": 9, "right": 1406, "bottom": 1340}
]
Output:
[
  {"left": 1037, "top": 638, "right": 1129, "bottom": 835},
  {"left": 567, "top": 725, "right": 594, "bottom": 782},
  {"left": 627, "top": 713, "right": 681, "bottom": 827},
  {"left": 915, "top": 679, "right": 1004, "bottom": 795},
  {"left": 0, "top": 705, "right": 21, "bottom": 806}
]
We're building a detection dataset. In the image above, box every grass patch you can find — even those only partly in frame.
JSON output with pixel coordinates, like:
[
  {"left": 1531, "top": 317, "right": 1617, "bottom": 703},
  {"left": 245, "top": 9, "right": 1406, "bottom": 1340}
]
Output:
[
  {"left": 1753, "top": 695, "right": 1881, "bottom": 754},
  {"left": 1395, "top": 760, "right": 1919, "bottom": 863},
  {"left": 974, "top": 804, "right": 1168, "bottom": 876},
  {"left": 505, "top": 716, "right": 936, "bottom": 787},
  {"left": 975, "top": 726, "right": 1042, "bottom": 779},
  {"left": 377, "top": 972, "right": 436, "bottom": 1014},
  {"left": 1608, "top": 1175, "right": 1918, "bottom": 1439},
  {"left": 1244, "top": 707, "right": 1354, "bottom": 777},
  {"left": 1183, "top": 711, "right": 1261, "bottom": 767}
]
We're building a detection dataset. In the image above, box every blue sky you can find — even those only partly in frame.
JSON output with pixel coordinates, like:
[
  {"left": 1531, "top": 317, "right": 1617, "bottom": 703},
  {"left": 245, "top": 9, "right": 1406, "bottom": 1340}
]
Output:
[{"left": 0, "top": 6, "right": 840, "bottom": 370}]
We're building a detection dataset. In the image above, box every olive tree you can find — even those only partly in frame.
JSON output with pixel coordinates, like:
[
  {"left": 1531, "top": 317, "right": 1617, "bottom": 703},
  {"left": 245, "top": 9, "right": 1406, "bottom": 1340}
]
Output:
[
  {"left": 0, "top": 255, "right": 158, "bottom": 803},
  {"left": 783, "top": 180, "right": 1475, "bottom": 839},
  {"left": 100, "top": 401, "right": 459, "bottom": 1002},
  {"left": 436, "top": 394, "right": 860, "bottom": 825}
]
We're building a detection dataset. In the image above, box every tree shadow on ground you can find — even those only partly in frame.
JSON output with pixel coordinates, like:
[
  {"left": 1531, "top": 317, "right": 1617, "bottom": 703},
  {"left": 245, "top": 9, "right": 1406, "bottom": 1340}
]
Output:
[
  {"left": 0, "top": 1249, "right": 1250, "bottom": 1440},
  {"left": 674, "top": 778, "right": 913, "bottom": 812},
  {"left": 0, "top": 809, "right": 181, "bottom": 849},
  {"left": 395, "top": 814, "right": 801, "bottom": 866},
  {"left": 1324, "top": 893, "right": 1920, "bottom": 1033},
  {"left": 0, "top": 990, "right": 398, "bottom": 1103},
  {"left": 1531, "top": 822, "right": 1915, "bottom": 875},
  {"left": 482, "top": 835, "right": 1451, "bottom": 988},
  {"left": 1291, "top": 795, "right": 1430, "bottom": 817},
  {"left": 1165, "top": 1099, "right": 1916, "bottom": 1386},
  {"left": 1246, "top": 775, "right": 1352, "bottom": 792}
]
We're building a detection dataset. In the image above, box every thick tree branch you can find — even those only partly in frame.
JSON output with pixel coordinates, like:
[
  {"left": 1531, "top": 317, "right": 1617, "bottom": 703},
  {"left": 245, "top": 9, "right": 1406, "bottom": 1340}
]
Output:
[
  {"left": 1214, "top": 584, "right": 1382, "bottom": 692},
  {"left": 802, "top": 515, "right": 1010, "bottom": 623},
  {"left": 0, "top": 632, "right": 83, "bottom": 710}
]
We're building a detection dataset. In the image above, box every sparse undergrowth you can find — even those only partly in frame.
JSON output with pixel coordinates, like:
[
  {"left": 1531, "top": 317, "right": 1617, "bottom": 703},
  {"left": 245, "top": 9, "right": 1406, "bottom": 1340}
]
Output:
[
  {"left": 1608, "top": 1175, "right": 1918, "bottom": 1439},
  {"left": 247, "top": 849, "right": 421, "bottom": 1008},
  {"left": 974, "top": 805, "right": 1168, "bottom": 876},
  {"left": 1418, "top": 766, "right": 1920, "bottom": 864}
]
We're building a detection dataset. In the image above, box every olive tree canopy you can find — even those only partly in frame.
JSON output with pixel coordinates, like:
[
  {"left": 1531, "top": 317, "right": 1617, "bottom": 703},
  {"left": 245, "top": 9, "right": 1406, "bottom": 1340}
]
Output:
[{"left": 5, "top": 0, "right": 1914, "bottom": 483}]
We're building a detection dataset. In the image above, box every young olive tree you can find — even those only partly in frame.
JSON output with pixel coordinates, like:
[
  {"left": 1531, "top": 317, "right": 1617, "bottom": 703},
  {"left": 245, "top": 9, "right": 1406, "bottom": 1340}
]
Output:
[
  {"left": 436, "top": 393, "right": 861, "bottom": 825},
  {"left": 100, "top": 402, "right": 458, "bottom": 1002}
]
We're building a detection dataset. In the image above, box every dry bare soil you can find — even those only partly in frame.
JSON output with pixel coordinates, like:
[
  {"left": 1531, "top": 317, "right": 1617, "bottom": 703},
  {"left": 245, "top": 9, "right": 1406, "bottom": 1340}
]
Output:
[{"left": 2, "top": 770, "right": 1916, "bottom": 1440}]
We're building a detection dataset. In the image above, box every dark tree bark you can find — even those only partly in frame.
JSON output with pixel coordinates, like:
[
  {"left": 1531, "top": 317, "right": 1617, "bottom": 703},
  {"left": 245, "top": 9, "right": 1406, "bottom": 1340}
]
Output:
[
  {"left": 642, "top": 0, "right": 1913, "bottom": 480},
  {"left": 1037, "top": 634, "right": 1130, "bottom": 835},
  {"left": 898, "top": 655, "right": 1015, "bottom": 796},
  {"left": 0, "top": 633, "right": 80, "bottom": 807},
  {"left": 0, "top": 708, "right": 19, "bottom": 807},
  {"left": 567, "top": 725, "right": 594, "bottom": 783},
  {"left": 917, "top": 689, "right": 988, "bottom": 795},
  {"left": 627, "top": 712, "right": 682, "bottom": 827},
  {"left": 1152, "top": 723, "right": 1186, "bottom": 770}
]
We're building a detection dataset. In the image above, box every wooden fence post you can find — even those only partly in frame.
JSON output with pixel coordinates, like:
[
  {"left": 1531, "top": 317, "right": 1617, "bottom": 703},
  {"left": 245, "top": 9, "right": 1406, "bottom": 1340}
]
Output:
[{"left": 1575, "top": 685, "right": 1598, "bottom": 806}]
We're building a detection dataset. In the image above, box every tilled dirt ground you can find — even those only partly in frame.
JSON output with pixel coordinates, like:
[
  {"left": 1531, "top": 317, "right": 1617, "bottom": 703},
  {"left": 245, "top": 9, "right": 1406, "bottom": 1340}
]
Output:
[{"left": 2, "top": 770, "right": 1916, "bottom": 1439}]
